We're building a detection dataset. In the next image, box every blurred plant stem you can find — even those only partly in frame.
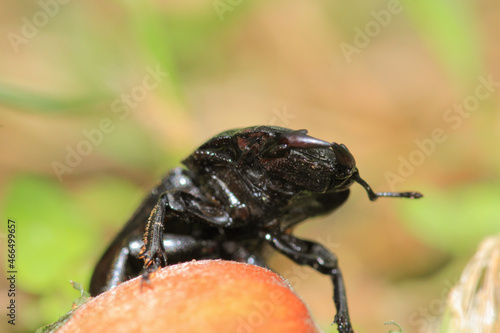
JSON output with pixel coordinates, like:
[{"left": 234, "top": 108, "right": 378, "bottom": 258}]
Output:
[{"left": 439, "top": 234, "right": 500, "bottom": 333}]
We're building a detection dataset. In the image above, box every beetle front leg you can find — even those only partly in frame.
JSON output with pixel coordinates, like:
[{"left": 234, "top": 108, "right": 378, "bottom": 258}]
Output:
[
  {"left": 140, "top": 195, "right": 168, "bottom": 271},
  {"left": 139, "top": 190, "right": 232, "bottom": 276},
  {"left": 265, "top": 232, "right": 353, "bottom": 333}
]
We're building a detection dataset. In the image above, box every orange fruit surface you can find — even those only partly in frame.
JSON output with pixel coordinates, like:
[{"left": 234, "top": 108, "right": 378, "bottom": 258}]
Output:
[{"left": 59, "top": 260, "right": 322, "bottom": 333}]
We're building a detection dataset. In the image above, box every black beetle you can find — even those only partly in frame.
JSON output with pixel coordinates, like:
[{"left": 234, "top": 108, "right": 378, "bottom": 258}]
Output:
[{"left": 90, "top": 126, "right": 422, "bottom": 333}]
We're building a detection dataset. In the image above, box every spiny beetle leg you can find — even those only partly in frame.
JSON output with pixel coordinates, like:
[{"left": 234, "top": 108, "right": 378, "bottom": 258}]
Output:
[
  {"left": 138, "top": 190, "right": 233, "bottom": 284},
  {"left": 139, "top": 195, "right": 168, "bottom": 269},
  {"left": 140, "top": 257, "right": 163, "bottom": 291}
]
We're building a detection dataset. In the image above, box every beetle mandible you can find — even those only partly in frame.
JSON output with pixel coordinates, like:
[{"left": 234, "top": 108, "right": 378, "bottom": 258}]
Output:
[{"left": 90, "top": 126, "right": 422, "bottom": 333}]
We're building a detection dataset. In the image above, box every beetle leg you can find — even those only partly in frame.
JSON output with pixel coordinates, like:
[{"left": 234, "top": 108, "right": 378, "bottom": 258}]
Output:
[
  {"left": 139, "top": 195, "right": 168, "bottom": 269},
  {"left": 91, "top": 232, "right": 220, "bottom": 295},
  {"left": 222, "top": 241, "right": 269, "bottom": 268},
  {"left": 91, "top": 244, "right": 130, "bottom": 295},
  {"left": 265, "top": 232, "right": 353, "bottom": 333},
  {"left": 139, "top": 190, "right": 232, "bottom": 277}
]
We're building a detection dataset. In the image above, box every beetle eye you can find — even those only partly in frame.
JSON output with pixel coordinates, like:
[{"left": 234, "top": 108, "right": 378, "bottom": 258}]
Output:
[{"left": 331, "top": 143, "right": 356, "bottom": 170}]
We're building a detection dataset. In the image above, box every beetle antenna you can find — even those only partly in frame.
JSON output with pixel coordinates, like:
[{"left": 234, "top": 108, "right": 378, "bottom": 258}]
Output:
[
  {"left": 375, "top": 191, "right": 423, "bottom": 199},
  {"left": 352, "top": 172, "right": 423, "bottom": 201},
  {"left": 352, "top": 172, "right": 378, "bottom": 201}
]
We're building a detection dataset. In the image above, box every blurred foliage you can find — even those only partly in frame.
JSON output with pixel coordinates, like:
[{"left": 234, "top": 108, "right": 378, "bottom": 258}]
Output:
[
  {"left": 2, "top": 174, "right": 141, "bottom": 330},
  {"left": 0, "top": 1, "right": 499, "bottom": 333},
  {"left": 401, "top": 183, "right": 500, "bottom": 255},
  {"left": 0, "top": 83, "right": 108, "bottom": 114},
  {"left": 403, "top": 0, "right": 484, "bottom": 88},
  {"left": 438, "top": 235, "right": 500, "bottom": 333},
  {"left": 34, "top": 281, "right": 91, "bottom": 333}
]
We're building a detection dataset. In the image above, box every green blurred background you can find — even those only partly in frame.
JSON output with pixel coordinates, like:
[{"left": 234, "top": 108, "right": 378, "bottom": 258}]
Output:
[{"left": 0, "top": 1, "right": 499, "bottom": 332}]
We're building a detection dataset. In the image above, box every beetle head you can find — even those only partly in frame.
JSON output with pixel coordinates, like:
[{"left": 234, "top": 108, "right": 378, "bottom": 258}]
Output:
[
  {"left": 252, "top": 128, "right": 422, "bottom": 201},
  {"left": 253, "top": 129, "right": 360, "bottom": 193}
]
